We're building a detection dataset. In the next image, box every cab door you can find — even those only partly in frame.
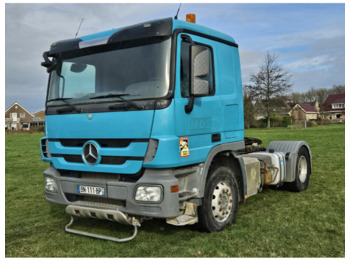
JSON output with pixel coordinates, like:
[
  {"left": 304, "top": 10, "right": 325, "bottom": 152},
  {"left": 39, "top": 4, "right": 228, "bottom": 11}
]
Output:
[{"left": 174, "top": 33, "right": 223, "bottom": 165}]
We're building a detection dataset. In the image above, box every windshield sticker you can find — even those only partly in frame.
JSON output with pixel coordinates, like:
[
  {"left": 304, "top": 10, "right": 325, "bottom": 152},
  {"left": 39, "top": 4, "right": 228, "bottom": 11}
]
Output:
[{"left": 180, "top": 137, "right": 190, "bottom": 157}]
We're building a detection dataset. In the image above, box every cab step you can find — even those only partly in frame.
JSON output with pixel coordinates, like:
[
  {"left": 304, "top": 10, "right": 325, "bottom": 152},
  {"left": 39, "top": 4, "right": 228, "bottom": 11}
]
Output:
[{"left": 166, "top": 201, "right": 198, "bottom": 226}]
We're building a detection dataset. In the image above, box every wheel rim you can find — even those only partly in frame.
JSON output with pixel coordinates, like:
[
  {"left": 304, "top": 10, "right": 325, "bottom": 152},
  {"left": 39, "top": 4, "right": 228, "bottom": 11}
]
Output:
[
  {"left": 298, "top": 155, "right": 308, "bottom": 183},
  {"left": 211, "top": 181, "right": 233, "bottom": 222}
]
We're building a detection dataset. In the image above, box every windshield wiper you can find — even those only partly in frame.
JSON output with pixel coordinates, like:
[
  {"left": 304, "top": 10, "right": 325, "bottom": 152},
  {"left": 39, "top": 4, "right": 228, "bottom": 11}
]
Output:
[
  {"left": 47, "top": 98, "right": 82, "bottom": 113},
  {"left": 90, "top": 93, "right": 143, "bottom": 110},
  {"left": 89, "top": 93, "right": 130, "bottom": 99}
]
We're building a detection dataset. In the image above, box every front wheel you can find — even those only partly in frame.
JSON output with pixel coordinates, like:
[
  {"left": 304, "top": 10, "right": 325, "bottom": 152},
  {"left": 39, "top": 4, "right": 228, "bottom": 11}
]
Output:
[{"left": 198, "top": 166, "right": 239, "bottom": 232}]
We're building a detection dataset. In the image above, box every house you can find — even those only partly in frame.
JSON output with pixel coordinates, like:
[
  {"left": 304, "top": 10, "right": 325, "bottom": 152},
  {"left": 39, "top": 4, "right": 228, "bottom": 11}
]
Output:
[
  {"left": 5, "top": 102, "right": 45, "bottom": 131},
  {"left": 321, "top": 93, "right": 345, "bottom": 122},
  {"left": 32, "top": 110, "right": 46, "bottom": 128},
  {"left": 253, "top": 97, "right": 292, "bottom": 120},
  {"left": 33, "top": 110, "right": 45, "bottom": 121},
  {"left": 289, "top": 103, "right": 319, "bottom": 121}
]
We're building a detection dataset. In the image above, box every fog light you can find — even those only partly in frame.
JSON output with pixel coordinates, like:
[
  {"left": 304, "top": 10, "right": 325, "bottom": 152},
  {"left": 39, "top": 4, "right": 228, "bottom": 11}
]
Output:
[
  {"left": 45, "top": 177, "right": 58, "bottom": 193},
  {"left": 135, "top": 185, "right": 162, "bottom": 202}
]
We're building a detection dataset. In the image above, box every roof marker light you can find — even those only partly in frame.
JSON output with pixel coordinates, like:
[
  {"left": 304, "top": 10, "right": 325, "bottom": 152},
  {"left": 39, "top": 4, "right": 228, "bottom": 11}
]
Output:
[{"left": 186, "top": 14, "right": 196, "bottom": 24}]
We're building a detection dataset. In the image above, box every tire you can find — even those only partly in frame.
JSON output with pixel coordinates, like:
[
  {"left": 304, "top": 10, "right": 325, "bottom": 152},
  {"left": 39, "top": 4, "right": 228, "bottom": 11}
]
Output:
[
  {"left": 286, "top": 146, "right": 311, "bottom": 192},
  {"left": 198, "top": 166, "right": 239, "bottom": 232}
]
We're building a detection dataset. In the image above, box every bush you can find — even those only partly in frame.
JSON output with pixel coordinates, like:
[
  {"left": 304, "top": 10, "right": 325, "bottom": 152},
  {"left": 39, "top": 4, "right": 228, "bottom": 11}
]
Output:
[
  {"left": 259, "top": 116, "right": 292, "bottom": 127},
  {"left": 307, "top": 121, "right": 318, "bottom": 127},
  {"left": 38, "top": 126, "right": 45, "bottom": 133},
  {"left": 316, "top": 119, "right": 331, "bottom": 126}
]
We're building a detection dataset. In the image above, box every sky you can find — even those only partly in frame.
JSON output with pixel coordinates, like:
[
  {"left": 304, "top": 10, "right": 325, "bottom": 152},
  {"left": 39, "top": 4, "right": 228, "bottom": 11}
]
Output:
[{"left": 4, "top": 2, "right": 346, "bottom": 113}]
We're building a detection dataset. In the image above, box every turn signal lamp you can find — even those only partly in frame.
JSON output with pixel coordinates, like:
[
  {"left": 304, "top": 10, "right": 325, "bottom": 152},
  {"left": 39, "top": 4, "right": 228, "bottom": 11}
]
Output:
[
  {"left": 171, "top": 185, "right": 179, "bottom": 193},
  {"left": 186, "top": 14, "right": 196, "bottom": 23}
]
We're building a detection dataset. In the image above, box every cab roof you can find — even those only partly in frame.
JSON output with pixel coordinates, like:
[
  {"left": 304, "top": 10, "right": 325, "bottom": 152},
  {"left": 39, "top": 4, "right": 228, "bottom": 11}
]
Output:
[{"left": 47, "top": 17, "right": 237, "bottom": 56}]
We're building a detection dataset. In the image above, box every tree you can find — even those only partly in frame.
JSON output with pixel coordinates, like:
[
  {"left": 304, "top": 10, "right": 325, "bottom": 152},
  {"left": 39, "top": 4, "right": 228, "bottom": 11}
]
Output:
[
  {"left": 330, "top": 84, "right": 345, "bottom": 94},
  {"left": 304, "top": 87, "right": 317, "bottom": 102},
  {"left": 245, "top": 52, "right": 292, "bottom": 128},
  {"left": 315, "top": 88, "right": 329, "bottom": 106},
  {"left": 243, "top": 91, "right": 255, "bottom": 129},
  {"left": 289, "top": 92, "right": 303, "bottom": 103}
]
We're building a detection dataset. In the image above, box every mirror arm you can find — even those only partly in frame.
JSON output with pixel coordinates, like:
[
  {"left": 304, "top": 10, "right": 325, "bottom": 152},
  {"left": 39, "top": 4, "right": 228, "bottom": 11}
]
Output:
[
  {"left": 181, "top": 34, "right": 195, "bottom": 114},
  {"left": 185, "top": 95, "right": 195, "bottom": 114},
  {"left": 41, "top": 52, "right": 51, "bottom": 68},
  {"left": 181, "top": 34, "right": 195, "bottom": 45},
  {"left": 41, "top": 51, "right": 57, "bottom": 73}
]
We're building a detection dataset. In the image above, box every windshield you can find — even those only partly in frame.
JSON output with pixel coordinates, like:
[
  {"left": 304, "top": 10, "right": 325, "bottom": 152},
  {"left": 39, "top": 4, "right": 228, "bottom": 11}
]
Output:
[{"left": 47, "top": 37, "right": 171, "bottom": 105}]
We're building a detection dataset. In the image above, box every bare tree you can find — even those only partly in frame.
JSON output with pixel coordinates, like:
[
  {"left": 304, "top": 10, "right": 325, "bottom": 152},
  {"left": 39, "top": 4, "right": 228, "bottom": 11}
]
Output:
[
  {"left": 304, "top": 87, "right": 317, "bottom": 102},
  {"left": 289, "top": 92, "right": 303, "bottom": 103},
  {"left": 315, "top": 88, "right": 329, "bottom": 106},
  {"left": 243, "top": 91, "right": 255, "bottom": 129},
  {"left": 330, "top": 84, "right": 345, "bottom": 94},
  {"left": 245, "top": 52, "right": 292, "bottom": 128}
]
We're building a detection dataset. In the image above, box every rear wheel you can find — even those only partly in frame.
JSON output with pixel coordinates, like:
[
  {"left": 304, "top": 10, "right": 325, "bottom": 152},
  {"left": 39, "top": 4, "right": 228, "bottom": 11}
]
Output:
[
  {"left": 198, "top": 166, "right": 239, "bottom": 232},
  {"left": 286, "top": 146, "right": 311, "bottom": 192}
]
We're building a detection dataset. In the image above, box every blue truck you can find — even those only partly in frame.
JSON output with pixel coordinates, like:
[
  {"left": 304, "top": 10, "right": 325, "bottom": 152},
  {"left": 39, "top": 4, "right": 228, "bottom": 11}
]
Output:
[{"left": 41, "top": 15, "right": 311, "bottom": 242}]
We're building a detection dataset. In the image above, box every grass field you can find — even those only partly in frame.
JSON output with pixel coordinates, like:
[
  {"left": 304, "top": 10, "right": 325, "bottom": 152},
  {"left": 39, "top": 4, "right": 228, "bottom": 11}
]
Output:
[{"left": 5, "top": 125, "right": 345, "bottom": 257}]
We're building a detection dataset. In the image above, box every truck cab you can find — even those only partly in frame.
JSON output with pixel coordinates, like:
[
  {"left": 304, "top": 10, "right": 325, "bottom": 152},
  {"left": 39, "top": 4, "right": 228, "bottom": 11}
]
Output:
[{"left": 41, "top": 16, "right": 311, "bottom": 241}]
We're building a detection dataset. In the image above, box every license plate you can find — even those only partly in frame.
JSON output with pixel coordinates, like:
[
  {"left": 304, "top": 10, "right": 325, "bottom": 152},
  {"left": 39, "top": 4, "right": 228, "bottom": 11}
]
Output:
[{"left": 78, "top": 185, "right": 105, "bottom": 196}]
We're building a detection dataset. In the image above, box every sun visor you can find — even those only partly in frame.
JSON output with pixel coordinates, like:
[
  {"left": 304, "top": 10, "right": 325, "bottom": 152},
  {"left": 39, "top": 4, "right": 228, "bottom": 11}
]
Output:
[
  {"left": 107, "top": 17, "right": 173, "bottom": 44},
  {"left": 79, "top": 36, "right": 109, "bottom": 49},
  {"left": 49, "top": 38, "right": 82, "bottom": 56},
  {"left": 47, "top": 18, "right": 172, "bottom": 56}
]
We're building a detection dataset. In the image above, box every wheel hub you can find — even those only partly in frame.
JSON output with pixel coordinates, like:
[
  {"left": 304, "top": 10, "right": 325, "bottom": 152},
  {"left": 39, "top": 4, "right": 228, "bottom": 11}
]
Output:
[
  {"left": 211, "top": 181, "right": 233, "bottom": 222},
  {"left": 298, "top": 155, "right": 308, "bottom": 183}
]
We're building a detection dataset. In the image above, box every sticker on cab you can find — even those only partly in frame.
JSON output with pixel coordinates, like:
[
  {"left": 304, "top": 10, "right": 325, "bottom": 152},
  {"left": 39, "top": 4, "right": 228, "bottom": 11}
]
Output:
[{"left": 179, "top": 137, "right": 190, "bottom": 157}]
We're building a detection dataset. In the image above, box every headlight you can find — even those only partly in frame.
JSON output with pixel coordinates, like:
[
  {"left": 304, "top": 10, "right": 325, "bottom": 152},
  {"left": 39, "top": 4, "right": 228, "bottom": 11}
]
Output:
[
  {"left": 45, "top": 177, "right": 58, "bottom": 193},
  {"left": 134, "top": 185, "right": 162, "bottom": 202}
]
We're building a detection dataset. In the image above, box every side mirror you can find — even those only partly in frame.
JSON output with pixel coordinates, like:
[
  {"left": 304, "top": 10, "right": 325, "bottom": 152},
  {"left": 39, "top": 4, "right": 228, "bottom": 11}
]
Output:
[{"left": 191, "top": 45, "right": 210, "bottom": 97}]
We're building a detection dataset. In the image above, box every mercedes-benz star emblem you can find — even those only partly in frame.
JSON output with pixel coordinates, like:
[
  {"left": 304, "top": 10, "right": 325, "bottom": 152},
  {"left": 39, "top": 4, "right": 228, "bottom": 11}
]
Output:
[{"left": 82, "top": 142, "right": 99, "bottom": 165}]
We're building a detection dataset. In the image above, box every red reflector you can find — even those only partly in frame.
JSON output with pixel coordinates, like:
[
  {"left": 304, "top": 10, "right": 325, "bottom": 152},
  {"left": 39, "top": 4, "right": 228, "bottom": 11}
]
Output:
[{"left": 171, "top": 185, "right": 179, "bottom": 193}]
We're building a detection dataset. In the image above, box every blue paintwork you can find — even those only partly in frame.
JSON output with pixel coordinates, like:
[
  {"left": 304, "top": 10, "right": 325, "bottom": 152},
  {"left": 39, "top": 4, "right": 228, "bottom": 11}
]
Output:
[
  {"left": 44, "top": 110, "right": 154, "bottom": 173},
  {"left": 172, "top": 19, "right": 236, "bottom": 44},
  {"left": 42, "top": 18, "right": 244, "bottom": 173},
  {"left": 76, "top": 18, "right": 237, "bottom": 50},
  {"left": 46, "top": 110, "right": 154, "bottom": 139},
  {"left": 150, "top": 31, "right": 243, "bottom": 168}
]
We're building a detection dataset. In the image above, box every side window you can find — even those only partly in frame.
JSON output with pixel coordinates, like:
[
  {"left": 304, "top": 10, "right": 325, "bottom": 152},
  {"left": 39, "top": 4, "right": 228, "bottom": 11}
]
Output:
[{"left": 180, "top": 40, "right": 214, "bottom": 97}]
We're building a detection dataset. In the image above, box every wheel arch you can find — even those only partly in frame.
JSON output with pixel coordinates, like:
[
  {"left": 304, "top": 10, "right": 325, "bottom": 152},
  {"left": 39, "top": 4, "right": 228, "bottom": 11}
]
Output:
[
  {"left": 266, "top": 141, "right": 312, "bottom": 182},
  {"left": 198, "top": 141, "right": 247, "bottom": 203}
]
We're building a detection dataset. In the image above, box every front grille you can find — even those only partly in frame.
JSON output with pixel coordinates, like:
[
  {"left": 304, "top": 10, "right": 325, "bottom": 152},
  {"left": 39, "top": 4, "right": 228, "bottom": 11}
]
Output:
[
  {"left": 100, "top": 156, "right": 128, "bottom": 165},
  {"left": 58, "top": 169, "right": 143, "bottom": 182},
  {"left": 63, "top": 155, "right": 83, "bottom": 163},
  {"left": 41, "top": 139, "right": 50, "bottom": 158},
  {"left": 65, "top": 194, "right": 126, "bottom": 208},
  {"left": 53, "top": 155, "right": 143, "bottom": 165},
  {"left": 59, "top": 170, "right": 120, "bottom": 181},
  {"left": 100, "top": 156, "right": 143, "bottom": 165},
  {"left": 50, "top": 138, "right": 147, "bottom": 166}
]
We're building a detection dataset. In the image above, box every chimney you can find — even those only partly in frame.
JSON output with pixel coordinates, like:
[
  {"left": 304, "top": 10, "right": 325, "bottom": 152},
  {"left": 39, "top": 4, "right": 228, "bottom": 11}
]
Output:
[{"left": 315, "top": 100, "right": 320, "bottom": 112}]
